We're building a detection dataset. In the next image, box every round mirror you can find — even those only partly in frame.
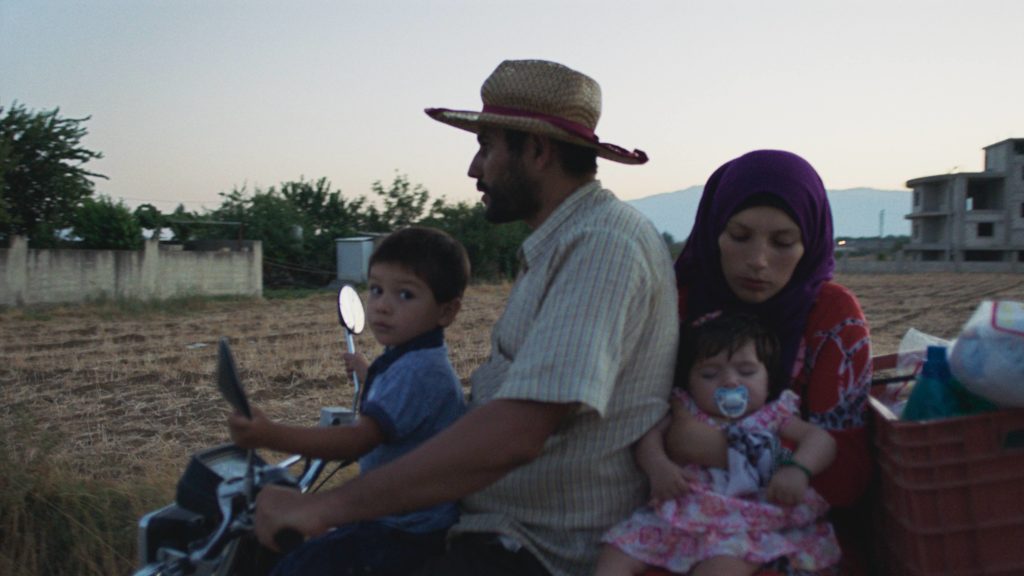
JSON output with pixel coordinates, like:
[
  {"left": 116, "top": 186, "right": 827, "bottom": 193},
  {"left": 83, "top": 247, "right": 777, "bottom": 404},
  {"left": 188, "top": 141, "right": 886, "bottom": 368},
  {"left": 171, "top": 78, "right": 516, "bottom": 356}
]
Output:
[{"left": 337, "top": 285, "right": 365, "bottom": 334}]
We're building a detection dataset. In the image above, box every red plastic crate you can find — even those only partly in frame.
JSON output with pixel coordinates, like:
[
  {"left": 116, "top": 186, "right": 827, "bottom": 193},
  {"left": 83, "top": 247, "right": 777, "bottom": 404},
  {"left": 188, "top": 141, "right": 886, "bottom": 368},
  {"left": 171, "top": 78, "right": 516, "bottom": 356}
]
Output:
[{"left": 870, "top": 392, "right": 1024, "bottom": 575}]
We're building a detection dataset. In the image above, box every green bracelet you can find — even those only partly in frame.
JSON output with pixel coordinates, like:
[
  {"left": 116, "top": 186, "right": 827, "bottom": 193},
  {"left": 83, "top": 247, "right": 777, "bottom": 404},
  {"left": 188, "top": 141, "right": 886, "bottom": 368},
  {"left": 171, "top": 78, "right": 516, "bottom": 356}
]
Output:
[{"left": 779, "top": 458, "right": 813, "bottom": 479}]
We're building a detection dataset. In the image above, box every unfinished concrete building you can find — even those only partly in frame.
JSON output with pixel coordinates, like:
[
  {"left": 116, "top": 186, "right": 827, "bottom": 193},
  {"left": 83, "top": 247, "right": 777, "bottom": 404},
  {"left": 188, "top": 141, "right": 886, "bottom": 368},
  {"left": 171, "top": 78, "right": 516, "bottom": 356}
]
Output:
[{"left": 904, "top": 138, "right": 1024, "bottom": 263}]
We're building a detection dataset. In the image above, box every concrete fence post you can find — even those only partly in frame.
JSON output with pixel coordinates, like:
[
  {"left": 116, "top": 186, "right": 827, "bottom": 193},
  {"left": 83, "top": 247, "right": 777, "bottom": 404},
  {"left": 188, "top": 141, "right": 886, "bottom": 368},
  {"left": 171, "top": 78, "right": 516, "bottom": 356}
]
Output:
[
  {"left": 0, "top": 235, "right": 28, "bottom": 306},
  {"left": 252, "top": 241, "right": 263, "bottom": 297},
  {"left": 142, "top": 238, "right": 160, "bottom": 299}
]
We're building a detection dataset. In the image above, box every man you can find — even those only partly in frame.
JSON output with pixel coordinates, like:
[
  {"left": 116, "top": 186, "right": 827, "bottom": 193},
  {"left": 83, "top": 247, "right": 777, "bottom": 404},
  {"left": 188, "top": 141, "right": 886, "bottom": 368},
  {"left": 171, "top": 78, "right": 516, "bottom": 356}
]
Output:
[{"left": 255, "top": 59, "right": 679, "bottom": 576}]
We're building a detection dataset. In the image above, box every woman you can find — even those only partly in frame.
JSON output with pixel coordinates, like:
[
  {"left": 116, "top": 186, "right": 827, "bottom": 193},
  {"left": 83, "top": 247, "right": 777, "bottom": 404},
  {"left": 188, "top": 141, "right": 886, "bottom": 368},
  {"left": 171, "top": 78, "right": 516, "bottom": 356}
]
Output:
[{"left": 672, "top": 150, "right": 873, "bottom": 575}]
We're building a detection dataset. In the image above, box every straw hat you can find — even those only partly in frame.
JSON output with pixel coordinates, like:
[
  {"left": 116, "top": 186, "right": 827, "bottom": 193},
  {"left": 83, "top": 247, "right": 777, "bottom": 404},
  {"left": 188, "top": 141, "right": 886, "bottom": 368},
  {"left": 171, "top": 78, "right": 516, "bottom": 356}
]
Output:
[{"left": 426, "top": 60, "right": 648, "bottom": 165}]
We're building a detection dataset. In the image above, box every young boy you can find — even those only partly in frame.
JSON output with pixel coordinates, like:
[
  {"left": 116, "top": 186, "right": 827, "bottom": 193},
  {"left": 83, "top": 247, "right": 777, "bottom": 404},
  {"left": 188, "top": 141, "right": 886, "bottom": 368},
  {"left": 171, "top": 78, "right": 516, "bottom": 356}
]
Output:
[{"left": 228, "top": 226, "right": 470, "bottom": 576}]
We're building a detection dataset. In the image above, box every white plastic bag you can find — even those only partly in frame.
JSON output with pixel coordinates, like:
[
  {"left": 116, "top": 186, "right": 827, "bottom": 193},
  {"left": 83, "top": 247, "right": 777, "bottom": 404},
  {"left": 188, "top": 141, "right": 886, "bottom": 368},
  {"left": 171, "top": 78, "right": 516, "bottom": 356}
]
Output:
[
  {"left": 949, "top": 300, "right": 1024, "bottom": 408},
  {"left": 897, "top": 328, "right": 953, "bottom": 374}
]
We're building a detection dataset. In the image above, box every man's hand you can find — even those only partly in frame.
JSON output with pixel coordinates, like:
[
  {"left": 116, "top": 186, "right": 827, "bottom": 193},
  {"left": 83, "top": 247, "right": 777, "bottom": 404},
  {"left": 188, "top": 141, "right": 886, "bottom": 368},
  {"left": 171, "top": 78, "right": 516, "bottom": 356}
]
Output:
[{"left": 253, "top": 485, "right": 329, "bottom": 551}]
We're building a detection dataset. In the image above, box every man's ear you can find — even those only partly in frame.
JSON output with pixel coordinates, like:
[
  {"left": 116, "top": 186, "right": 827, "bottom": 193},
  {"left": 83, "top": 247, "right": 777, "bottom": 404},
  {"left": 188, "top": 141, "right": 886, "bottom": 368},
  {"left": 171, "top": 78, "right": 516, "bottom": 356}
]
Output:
[
  {"left": 437, "top": 297, "right": 462, "bottom": 328},
  {"left": 526, "top": 134, "right": 556, "bottom": 170}
]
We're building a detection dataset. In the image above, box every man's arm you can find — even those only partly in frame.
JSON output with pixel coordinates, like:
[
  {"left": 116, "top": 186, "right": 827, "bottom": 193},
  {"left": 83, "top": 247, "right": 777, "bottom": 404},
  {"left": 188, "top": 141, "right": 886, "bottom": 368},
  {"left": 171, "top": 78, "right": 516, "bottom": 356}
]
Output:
[{"left": 254, "top": 398, "right": 572, "bottom": 549}]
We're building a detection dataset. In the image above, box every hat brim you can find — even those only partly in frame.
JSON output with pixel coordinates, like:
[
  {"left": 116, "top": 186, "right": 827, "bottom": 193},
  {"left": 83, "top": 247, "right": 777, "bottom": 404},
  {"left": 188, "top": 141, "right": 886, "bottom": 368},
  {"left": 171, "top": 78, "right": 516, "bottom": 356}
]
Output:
[{"left": 425, "top": 108, "right": 648, "bottom": 165}]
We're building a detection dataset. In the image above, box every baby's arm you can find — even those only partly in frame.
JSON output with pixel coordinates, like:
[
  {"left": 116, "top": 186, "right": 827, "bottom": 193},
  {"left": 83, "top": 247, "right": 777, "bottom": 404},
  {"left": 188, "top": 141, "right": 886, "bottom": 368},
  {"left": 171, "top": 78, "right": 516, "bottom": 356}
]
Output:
[
  {"left": 228, "top": 406, "right": 384, "bottom": 461},
  {"left": 343, "top": 352, "right": 370, "bottom": 384},
  {"left": 767, "top": 416, "right": 837, "bottom": 506},
  {"left": 665, "top": 395, "right": 728, "bottom": 470},
  {"left": 635, "top": 416, "right": 691, "bottom": 506}
]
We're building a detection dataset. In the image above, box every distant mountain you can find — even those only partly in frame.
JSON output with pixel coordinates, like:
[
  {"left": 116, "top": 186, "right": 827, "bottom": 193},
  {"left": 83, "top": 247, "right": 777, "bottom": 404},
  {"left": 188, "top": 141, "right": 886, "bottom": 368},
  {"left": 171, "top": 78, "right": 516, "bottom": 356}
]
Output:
[{"left": 628, "top": 186, "right": 912, "bottom": 241}]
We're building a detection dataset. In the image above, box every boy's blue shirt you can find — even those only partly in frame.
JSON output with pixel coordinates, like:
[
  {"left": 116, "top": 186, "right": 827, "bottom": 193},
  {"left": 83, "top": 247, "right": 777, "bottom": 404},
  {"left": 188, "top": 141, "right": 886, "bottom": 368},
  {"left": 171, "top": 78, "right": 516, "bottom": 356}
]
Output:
[{"left": 358, "top": 326, "right": 466, "bottom": 533}]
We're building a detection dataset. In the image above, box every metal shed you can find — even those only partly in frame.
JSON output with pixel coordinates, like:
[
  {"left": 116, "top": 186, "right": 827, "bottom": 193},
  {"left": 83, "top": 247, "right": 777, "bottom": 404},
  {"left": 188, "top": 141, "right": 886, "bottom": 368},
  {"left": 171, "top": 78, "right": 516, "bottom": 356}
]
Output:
[{"left": 334, "top": 236, "right": 374, "bottom": 284}]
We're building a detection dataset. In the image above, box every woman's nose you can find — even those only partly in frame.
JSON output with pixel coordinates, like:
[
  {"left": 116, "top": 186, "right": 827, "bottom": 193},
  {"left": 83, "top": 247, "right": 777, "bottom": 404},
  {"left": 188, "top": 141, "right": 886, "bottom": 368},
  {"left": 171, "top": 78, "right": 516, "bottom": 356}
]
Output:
[{"left": 746, "top": 242, "right": 769, "bottom": 270}]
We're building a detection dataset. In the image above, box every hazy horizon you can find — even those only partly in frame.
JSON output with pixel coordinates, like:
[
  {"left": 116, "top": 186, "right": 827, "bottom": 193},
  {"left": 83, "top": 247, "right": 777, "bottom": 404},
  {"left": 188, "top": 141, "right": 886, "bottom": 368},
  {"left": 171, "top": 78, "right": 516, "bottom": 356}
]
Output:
[{"left": 3, "top": 1, "right": 1022, "bottom": 216}]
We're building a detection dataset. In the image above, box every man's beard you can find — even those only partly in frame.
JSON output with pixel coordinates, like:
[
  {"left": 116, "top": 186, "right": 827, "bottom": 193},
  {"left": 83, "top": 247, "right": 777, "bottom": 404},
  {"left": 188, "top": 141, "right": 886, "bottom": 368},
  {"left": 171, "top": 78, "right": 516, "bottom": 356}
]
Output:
[{"left": 481, "top": 159, "right": 542, "bottom": 224}]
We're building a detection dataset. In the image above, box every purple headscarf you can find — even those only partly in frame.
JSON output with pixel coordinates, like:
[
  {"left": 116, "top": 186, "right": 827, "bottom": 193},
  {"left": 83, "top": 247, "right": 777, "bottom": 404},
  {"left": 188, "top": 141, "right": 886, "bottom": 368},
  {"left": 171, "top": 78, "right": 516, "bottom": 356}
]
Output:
[{"left": 675, "top": 150, "right": 835, "bottom": 388}]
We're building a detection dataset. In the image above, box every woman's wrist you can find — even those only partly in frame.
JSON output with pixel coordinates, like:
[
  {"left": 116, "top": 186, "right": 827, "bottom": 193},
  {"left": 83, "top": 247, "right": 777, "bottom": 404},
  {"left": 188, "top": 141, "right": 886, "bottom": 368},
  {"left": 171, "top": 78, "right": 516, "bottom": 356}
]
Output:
[{"left": 778, "top": 457, "right": 813, "bottom": 480}]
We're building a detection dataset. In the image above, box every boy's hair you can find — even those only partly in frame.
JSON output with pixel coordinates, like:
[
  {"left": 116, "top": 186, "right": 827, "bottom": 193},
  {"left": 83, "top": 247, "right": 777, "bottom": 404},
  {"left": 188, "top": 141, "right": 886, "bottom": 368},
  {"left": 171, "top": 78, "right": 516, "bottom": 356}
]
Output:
[
  {"left": 675, "top": 311, "right": 783, "bottom": 399},
  {"left": 369, "top": 226, "right": 470, "bottom": 303}
]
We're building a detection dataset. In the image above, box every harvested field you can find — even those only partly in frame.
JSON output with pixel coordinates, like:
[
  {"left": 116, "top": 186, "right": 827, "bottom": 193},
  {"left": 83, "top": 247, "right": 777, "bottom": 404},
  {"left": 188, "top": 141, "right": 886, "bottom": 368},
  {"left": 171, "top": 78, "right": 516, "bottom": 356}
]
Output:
[{"left": 2, "top": 274, "right": 1024, "bottom": 486}]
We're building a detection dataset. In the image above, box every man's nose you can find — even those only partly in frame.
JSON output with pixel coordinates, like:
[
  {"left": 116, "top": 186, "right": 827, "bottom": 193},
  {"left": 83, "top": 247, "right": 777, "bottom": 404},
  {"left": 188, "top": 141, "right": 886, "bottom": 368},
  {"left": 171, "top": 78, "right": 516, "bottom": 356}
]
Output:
[{"left": 468, "top": 153, "right": 482, "bottom": 179}]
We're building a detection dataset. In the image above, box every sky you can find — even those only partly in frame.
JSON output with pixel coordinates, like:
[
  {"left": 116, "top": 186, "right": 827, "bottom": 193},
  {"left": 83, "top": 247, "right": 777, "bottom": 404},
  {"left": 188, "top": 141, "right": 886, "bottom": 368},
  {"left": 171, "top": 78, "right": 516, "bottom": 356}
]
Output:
[{"left": 3, "top": 0, "right": 1023, "bottom": 218}]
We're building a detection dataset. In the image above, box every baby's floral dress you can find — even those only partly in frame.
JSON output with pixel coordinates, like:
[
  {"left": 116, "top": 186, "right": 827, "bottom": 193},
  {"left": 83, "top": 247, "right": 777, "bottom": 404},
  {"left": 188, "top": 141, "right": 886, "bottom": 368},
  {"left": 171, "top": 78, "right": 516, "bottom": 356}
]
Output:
[{"left": 602, "top": 389, "right": 841, "bottom": 574}]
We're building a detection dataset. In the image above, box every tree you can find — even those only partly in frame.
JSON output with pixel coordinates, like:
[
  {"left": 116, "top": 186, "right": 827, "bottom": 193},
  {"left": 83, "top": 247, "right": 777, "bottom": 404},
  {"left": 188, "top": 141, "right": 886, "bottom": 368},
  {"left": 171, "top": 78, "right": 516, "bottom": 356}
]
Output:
[
  {"left": 206, "top": 184, "right": 313, "bottom": 286},
  {"left": 280, "top": 177, "right": 368, "bottom": 238},
  {"left": 196, "top": 172, "right": 530, "bottom": 287},
  {"left": 69, "top": 195, "right": 143, "bottom": 249},
  {"left": 366, "top": 172, "right": 429, "bottom": 232},
  {"left": 421, "top": 200, "right": 529, "bottom": 280},
  {"left": 0, "top": 102, "right": 106, "bottom": 247},
  {"left": 133, "top": 203, "right": 165, "bottom": 238},
  {"left": 164, "top": 204, "right": 205, "bottom": 242},
  {"left": 279, "top": 177, "right": 370, "bottom": 282}
]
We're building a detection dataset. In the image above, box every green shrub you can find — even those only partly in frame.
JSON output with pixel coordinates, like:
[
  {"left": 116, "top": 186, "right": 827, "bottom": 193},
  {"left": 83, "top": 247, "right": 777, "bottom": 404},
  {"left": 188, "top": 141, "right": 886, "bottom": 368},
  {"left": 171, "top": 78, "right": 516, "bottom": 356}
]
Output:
[{"left": 69, "top": 195, "right": 143, "bottom": 250}]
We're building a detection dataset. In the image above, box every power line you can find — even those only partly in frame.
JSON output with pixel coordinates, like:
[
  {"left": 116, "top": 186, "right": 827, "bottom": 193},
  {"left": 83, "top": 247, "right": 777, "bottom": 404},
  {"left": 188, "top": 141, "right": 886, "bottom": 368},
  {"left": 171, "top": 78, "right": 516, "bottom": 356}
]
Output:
[{"left": 264, "top": 257, "right": 335, "bottom": 277}]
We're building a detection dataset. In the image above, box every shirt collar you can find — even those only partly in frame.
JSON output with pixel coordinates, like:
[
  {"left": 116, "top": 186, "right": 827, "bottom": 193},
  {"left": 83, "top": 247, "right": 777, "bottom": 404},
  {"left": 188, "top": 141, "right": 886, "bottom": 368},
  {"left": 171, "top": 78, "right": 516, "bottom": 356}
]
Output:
[
  {"left": 360, "top": 327, "right": 445, "bottom": 406},
  {"left": 520, "top": 180, "right": 603, "bottom": 269}
]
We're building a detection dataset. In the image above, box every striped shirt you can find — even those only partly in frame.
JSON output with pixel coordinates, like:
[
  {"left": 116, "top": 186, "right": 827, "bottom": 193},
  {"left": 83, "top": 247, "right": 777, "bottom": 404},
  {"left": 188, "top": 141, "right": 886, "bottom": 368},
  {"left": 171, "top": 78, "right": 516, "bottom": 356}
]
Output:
[{"left": 453, "top": 181, "right": 679, "bottom": 575}]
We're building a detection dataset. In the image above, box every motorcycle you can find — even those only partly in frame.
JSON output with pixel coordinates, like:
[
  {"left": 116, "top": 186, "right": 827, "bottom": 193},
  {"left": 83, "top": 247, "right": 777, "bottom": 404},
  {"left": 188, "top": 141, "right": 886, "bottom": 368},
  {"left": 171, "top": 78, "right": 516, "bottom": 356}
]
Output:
[{"left": 133, "top": 285, "right": 366, "bottom": 576}]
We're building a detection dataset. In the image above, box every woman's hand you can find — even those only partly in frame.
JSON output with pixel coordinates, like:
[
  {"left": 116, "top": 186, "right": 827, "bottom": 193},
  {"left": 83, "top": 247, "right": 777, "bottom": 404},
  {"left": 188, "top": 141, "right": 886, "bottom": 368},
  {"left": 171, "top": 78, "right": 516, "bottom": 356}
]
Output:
[
  {"left": 775, "top": 415, "right": 837, "bottom": 505},
  {"left": 227, "top": 406, "right": 273, "bottom": 449},
  {"left": 766, "top": 465, "right": 810, "bottom": 506},
  {"left": 342, "top": 352, "right": 370, "bottom": 383}
]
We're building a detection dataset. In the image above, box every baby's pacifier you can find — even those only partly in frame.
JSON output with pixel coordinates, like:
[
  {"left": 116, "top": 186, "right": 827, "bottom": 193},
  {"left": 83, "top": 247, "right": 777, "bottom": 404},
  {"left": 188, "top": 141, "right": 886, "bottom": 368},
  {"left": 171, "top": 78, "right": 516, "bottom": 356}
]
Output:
[{"left": 714, "top": 386, "right": 749, "bottom": 419}]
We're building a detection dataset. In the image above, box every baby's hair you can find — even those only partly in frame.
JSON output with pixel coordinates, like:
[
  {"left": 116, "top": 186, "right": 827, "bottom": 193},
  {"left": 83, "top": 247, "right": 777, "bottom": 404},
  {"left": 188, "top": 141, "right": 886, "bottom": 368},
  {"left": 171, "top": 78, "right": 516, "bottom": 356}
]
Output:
[
  {"left": 369, "top": 226, "right": 470, "bottom": 304},
  {"left": 675, "top": 311, "right": 783, "bottom": 399}
]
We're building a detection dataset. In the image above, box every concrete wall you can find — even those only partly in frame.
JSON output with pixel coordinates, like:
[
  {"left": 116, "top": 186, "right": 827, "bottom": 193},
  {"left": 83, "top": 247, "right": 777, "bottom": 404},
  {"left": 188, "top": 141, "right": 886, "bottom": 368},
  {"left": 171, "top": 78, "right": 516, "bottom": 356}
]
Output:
[
  {"left": 836, "top": 256, "right": 1024, "bottom": 274},
  {"left": 0, "top": 236, "right": 262, "bottom": 306}
]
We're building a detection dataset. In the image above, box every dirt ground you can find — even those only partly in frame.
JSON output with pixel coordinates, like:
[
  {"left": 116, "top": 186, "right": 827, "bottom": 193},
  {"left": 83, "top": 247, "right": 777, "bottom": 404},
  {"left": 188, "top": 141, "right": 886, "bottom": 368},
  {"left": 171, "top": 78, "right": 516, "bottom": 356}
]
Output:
[{"left": 2, "top": 273, "right": 1023, "bottom": 485}]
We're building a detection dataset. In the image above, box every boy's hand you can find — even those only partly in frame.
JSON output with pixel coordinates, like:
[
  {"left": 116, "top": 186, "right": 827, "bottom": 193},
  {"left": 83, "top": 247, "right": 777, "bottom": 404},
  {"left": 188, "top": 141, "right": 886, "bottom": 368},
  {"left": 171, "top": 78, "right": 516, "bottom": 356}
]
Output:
[
  {"left": 766, "top": 465, "right": 809, "bottom": 506},
  {"left": 228, "top": 405, "right": 272, "bottom": 449},
  {"left": 342, "top": 352, "right": 369, "bottom": 383}
]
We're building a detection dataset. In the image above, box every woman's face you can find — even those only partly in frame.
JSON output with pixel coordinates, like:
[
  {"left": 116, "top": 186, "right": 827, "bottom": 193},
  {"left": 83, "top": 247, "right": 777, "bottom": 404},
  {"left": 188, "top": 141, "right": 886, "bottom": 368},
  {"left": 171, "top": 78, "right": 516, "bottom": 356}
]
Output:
[{"left": 718, "top": 206, "right": 805, "bottom": 303}]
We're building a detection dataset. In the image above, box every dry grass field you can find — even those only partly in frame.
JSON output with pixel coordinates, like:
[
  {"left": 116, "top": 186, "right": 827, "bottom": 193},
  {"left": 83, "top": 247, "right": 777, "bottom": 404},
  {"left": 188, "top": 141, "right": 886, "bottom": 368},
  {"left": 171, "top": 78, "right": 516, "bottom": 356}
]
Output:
[
  {"left": 3, "top": 274, "right": 1024, "bottom": 484},
  {"left": 2, "top": 273, "right": 1024, "bottom": 573}
]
